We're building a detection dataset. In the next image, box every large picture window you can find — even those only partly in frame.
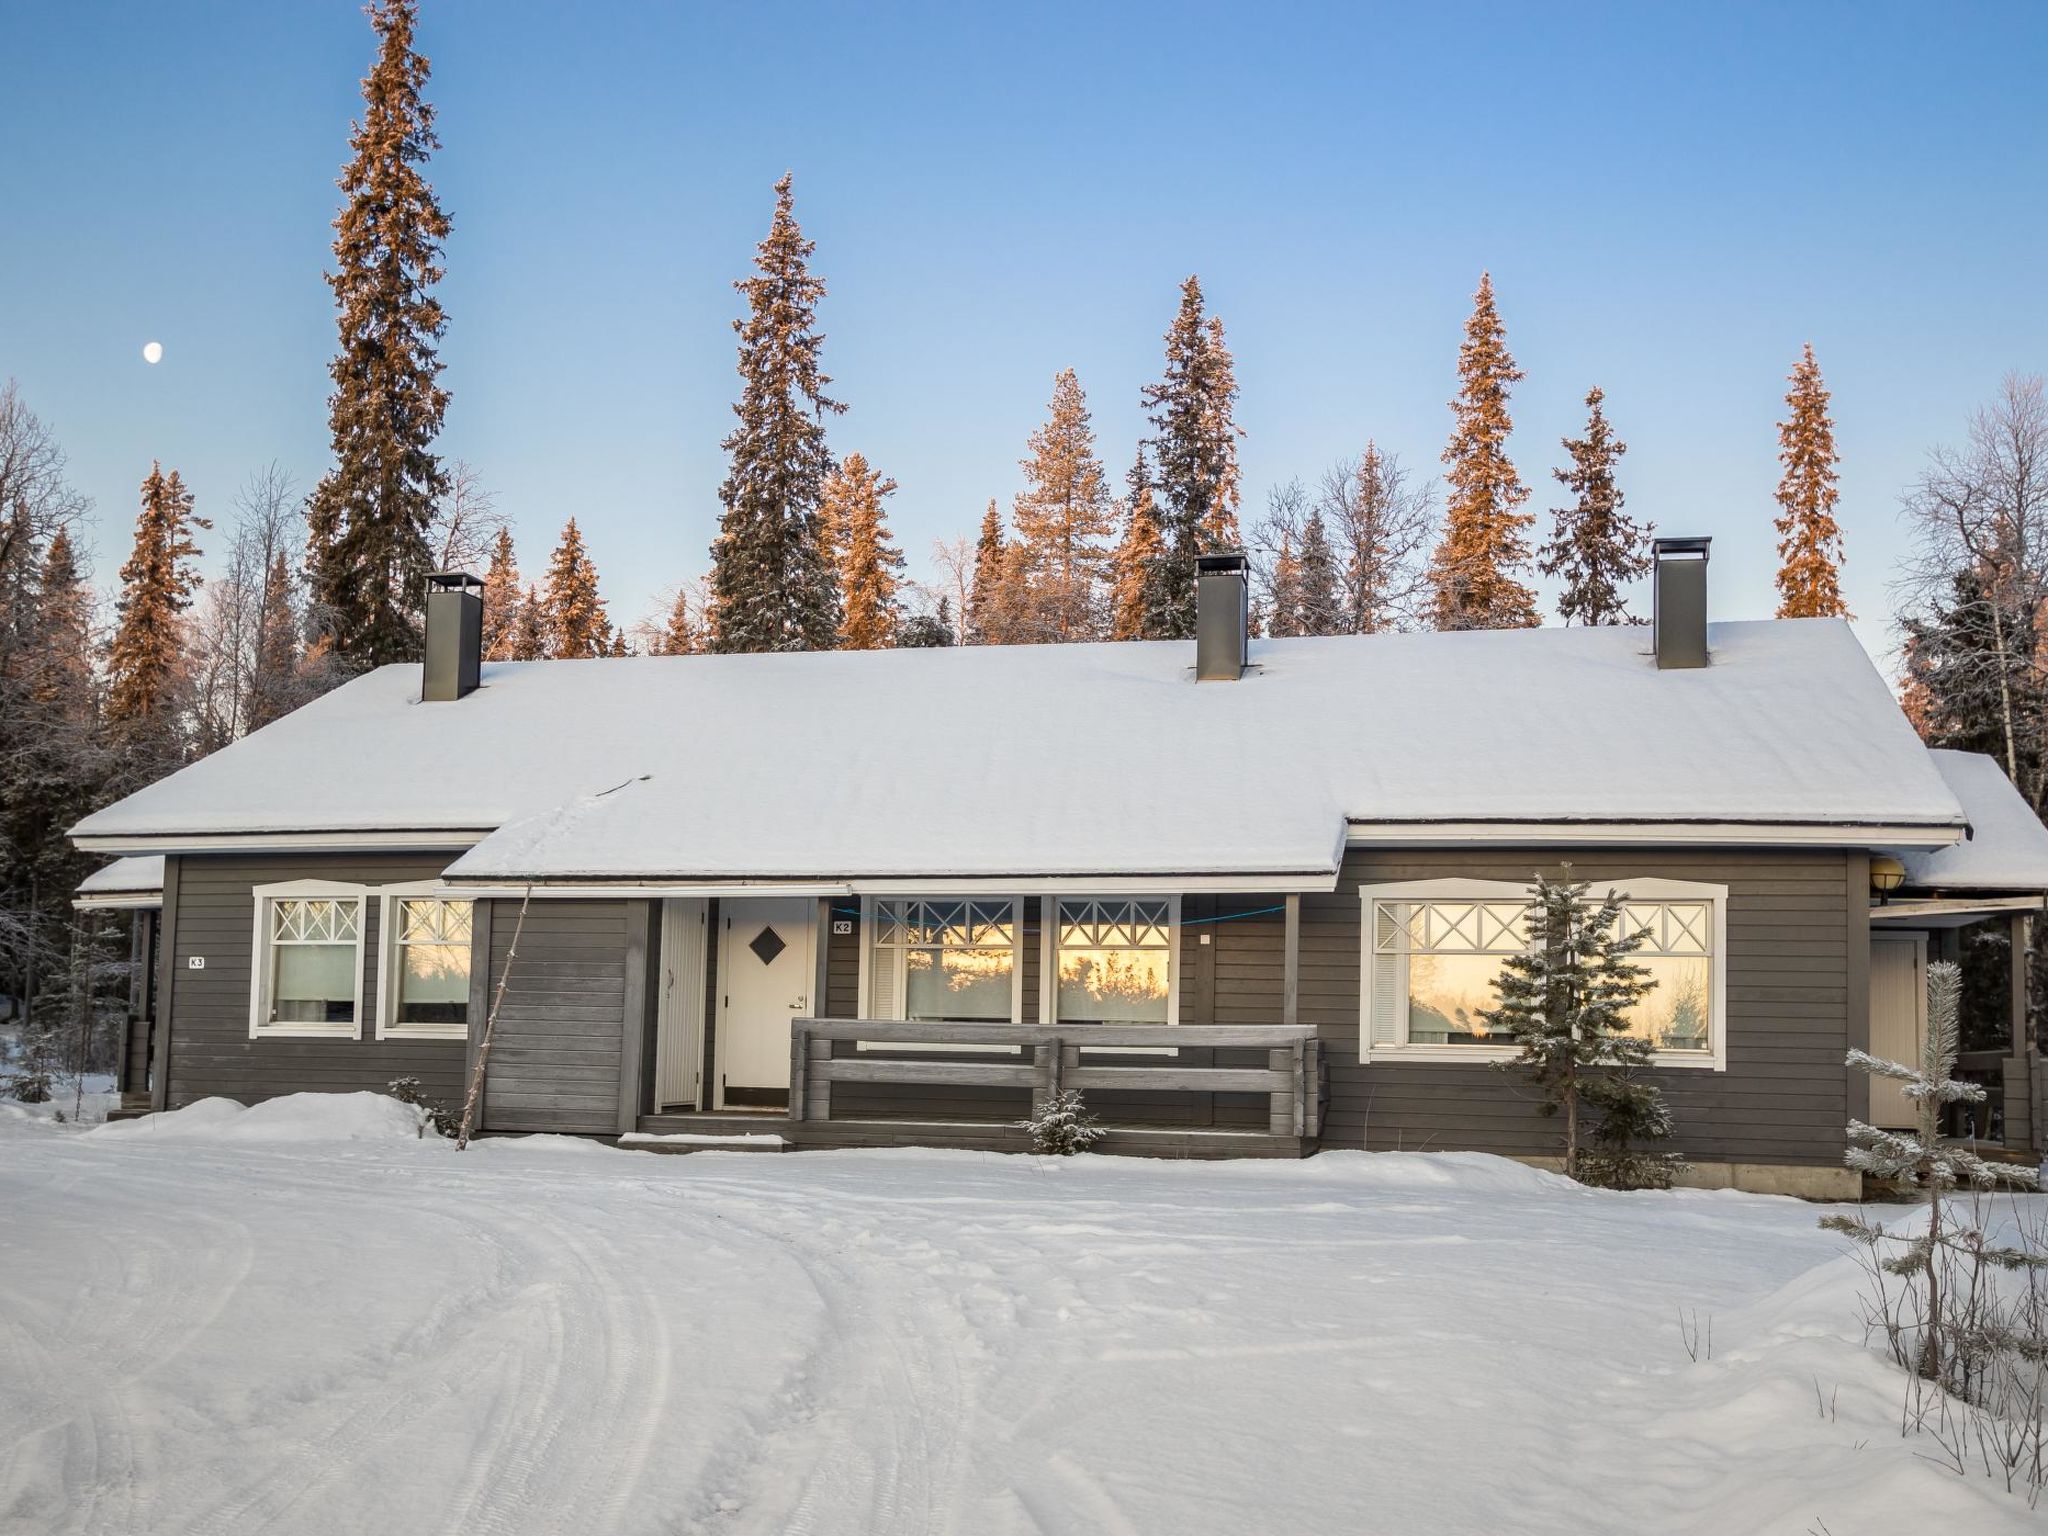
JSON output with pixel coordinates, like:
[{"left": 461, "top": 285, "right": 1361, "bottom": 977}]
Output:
[
  {"left": 1055, "top": 898, "right": 1176, "bottom": 1025},
  {"left": 250, "top": 886, "right": 365, "bottom": 1038},
  {"left": 1361, "top": 878, "right": 1725, "bottom": 1069},
  {"left": 381, "top": 895, "right": 473, "bottom": 1039}
]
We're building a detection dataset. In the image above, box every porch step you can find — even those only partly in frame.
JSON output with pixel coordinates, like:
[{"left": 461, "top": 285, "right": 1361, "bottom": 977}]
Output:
[{"left": 619, "top": 1130, "right": 788, "bottom": 1155}]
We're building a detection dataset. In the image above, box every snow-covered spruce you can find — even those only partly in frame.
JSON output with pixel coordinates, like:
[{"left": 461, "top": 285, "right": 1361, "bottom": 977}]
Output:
[
  {"left": 1480, "top": 867, "right": 1683, "bottom": 1189},
  {"left": 1019, "top": 1087, "right": 1106, "bottom": 1155}
]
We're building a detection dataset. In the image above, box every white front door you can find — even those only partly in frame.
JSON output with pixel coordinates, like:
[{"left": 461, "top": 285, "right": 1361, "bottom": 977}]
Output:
[
  {"left": 1869, "top": 932, "right": 1928, "bottom": 1130},
  {"left": 715, "top": 897, "right": 817, "bottom": 1109}
]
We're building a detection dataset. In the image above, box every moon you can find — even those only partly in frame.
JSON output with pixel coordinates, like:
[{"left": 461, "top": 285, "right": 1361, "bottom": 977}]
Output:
[{"left": 142, "top": 341, "right": 163, "bottom": 365}]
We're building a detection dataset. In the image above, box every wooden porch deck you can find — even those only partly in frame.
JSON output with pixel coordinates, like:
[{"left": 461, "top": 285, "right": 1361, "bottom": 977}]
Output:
[{"left": 780, "top": 1019, "right": 1324, "bottom": 1159}]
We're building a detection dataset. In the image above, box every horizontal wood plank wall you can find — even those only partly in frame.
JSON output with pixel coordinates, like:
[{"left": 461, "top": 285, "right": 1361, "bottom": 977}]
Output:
[
  {"left": 483, "top": 898, "right": 630, "bottom": 1135},
  {"left": 162, "top": 852, "right": 466, "bottom": 1109},
  {"left": 1308, "top": 848, "right": 1856, "bottom": 1167}
]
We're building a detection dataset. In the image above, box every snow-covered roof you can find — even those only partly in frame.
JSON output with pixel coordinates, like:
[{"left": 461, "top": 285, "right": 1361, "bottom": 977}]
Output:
[
  {"left": 74, "top": 855, "right": 165, "bottom": 906},
  {"left": 1898, "top": 750, "right": 2048, "bottom": 892},
  {"left": 70, "top": 619, "right": 1965, "bottom": 881}
]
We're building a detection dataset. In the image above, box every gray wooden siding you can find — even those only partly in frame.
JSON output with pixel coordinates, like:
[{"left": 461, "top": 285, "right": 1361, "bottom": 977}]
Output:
[
  {"left": 481, "top": 898, "right": 634, "bottom": 1135},
  {"left": 1309, "top": 849, "right": 1860, "bottom": 1167},
  {"left": 159, "top": 853, "right": 467, "bottom": 1110}
]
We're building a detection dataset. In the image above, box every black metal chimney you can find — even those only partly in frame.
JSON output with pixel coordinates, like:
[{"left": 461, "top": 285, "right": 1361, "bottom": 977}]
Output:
[
  {"left": 1195, "top": 553, "right": 1249, "bottom": 681},
  {"left": 422, "top": 571, "right": 484, "bottom": 701},
  {"left": 1652, "top": 537, "right": 1710, "bottom": 670}
]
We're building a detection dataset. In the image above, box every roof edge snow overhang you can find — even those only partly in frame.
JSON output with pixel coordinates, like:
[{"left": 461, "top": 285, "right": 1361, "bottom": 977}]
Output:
[
  {"left": 72, "top": 890, "right": 163, "bottom": 911},
  {"left": 1345, "top": 819, "right": 1967, "bottom": 850},
  {"left": 72, "top": 828, "right": 492, "bottom": 856},
  {"left": 439, "top": 871, "right": 1341, "bottom": 896}
]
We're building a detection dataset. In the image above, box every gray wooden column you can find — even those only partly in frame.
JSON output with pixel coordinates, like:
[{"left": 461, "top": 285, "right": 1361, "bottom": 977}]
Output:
[
  {"left": 1282, "top": 894, "right": 1301, "bottom": 1028},
  {"left": 465, "top": 898, "right": 495, "bottom": 1132},
  {"left": 618, "top": 900, "right": 654, "bottom": 1134},
  {"left": 1843, "top": 853, "right": 1871, "bottom": 1135},
  {"left": 2007, "top": 910, "right": 2035, "bottom": 1154},
  {"left": 148, "top": 856, "right": 181, "bottom": 1112}
]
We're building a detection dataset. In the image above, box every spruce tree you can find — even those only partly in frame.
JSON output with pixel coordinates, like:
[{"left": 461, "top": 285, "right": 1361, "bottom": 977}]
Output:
[
  {"left": 1902, "top": 569, "right": 2047, "bottom": 793},
  {"left": 1427, "top": 273, "right": 1538, "bottom": 630},
  {"left": 1110, "top": 447, "right": 1168, "bottom": 641},
  {"left": 968, "top": 499, "right": 1005, "bottom": 644},
  {"left": 1773, "top": 342, "right": 1849, "bottom": 618},
  {"left": 1140, "top": 276, "right": 1243, "bottom": 636},
  {"left": 245, "top": 550, "right": 304, "bottom": 732},
  {"left": 1541, "top": 387, "right": 1650, "bottom": 625},
  {"left": 543, "top": 518, "right": 610, "bottom": 658},
  {"left": 660, "top": 585, "right": 702, "bottom": 656},
  {"left": 106, "top": 463, "right": 207, "bottom": 760},
  {"left": 509, "top": 584, "right": 548, "bottom": 660},
  {"left": 305, "top": 0, "right": 452, "bottom": 668},
  {"left": 1293, "top": 509, "right": 1344, "bottom": 636},
  {"left": 1013, "top": 369, "right": 1114, "bottom": 640},
  {"left": 1478, "top": 868, "right": 1677, "bottom": 1187},
  {"left": 707, "top": 173, "right": 843, "bottom": 653},
  {"left": 480, "top": 526, "right": 521, "bottom": 660},
  {"left": 1333, "top": 442, "right": 1434, "bottom": 634},
  {"left": 1267, "top": 531, "right": 1303, "bottom": 637},
  {"left": 824, "top": 452, "right": 904, "bottom": 650}
]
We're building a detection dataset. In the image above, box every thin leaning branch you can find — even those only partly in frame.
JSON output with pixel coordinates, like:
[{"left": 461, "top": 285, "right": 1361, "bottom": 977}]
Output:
[{"left": 455, "top": 884, "right": 531, "bottom": 1150}]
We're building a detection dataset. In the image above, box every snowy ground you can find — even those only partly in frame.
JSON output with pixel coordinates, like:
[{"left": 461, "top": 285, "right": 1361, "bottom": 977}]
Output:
[{"left": 2, "top": 1096, "right": 2040, "bottom": 1535}]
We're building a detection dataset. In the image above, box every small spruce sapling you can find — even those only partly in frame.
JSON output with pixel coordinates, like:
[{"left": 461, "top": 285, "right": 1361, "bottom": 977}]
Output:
[
  {"left": 1821, "top": 960, "right": 2040, "bottom": 1383},
  {"left": 1480, "top": 868, "right": 1682, "bottom": 1187},
  {"left": 1021, "top": 1088, "right": 1107, "bottom": 1156}
]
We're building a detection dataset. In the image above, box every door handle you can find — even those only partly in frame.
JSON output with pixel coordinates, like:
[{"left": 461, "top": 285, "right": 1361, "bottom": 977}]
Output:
[{"left": 791, "top": 997, "right": 807, "bottom": 1011}]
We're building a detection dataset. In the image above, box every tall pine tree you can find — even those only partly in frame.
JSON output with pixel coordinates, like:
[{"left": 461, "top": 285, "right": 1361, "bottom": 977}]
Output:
[
  {"left": 707, "top": 173, "right": 844, "bottom": 653},
  {"left": 1139, "top": 276, "right": 1243, "bottom": 637},
  {"left": 543, "top": 518, "right": 611, "bottom": 658},
  {"left": 1540, "top": 387, "right": 1649, "bottom": 625},
  {"left": 1427, "top": 273, "right": 1537, "bottom": 631},
  {"left": 107, "top": 463, "right": 208, "bottom": 766},
  {"left": 659, "top": 584, "right": 703, "bottom": 656},
  {"left": 1110, "top": 447, "right": 1168, "bottom": 642},
  {"left": 509, "top": 584, "right": 548, "bottom": 660},
  {"left": 1292, "top": 508, "right": 1344, "bottom": 636},
  {"left": 1013, "top": 369, "right": 1114, "bottom": 640},
  {"left": 480, "top": 526, "right": 521, "bottom": 660},
  {"left": 967, "top": 499, "right": 1005, "bottom": 644},
  {"left": 1774, "top": 342, "right": 1849, "bottom": 618},
  {"left": 824, "top": 452, "right": 904, "bottom": 650},
  {"left": 305, "top": 0, "right": 452, "bottom": 668}
]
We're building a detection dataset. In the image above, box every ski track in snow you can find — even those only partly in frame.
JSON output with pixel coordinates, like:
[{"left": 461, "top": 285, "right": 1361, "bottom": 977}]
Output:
[{"left": 2, "top": 1114, "right": 2042, "bottom": 1536}]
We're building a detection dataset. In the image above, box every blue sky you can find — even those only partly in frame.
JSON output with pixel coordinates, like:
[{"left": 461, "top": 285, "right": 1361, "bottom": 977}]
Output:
[{"left": 4, "top": 1, "right": 2045, "bottom": 661}]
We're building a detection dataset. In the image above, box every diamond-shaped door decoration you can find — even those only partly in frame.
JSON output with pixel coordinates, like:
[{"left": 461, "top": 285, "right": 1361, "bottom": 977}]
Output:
[{"left": 748, "top": 926, "right": 787, "bottom": 966}]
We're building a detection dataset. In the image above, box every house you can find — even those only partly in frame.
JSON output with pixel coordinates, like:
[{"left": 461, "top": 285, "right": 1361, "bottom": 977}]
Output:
[{"left": 70, "top": 543, "right": 2048, "bottom": 1194}]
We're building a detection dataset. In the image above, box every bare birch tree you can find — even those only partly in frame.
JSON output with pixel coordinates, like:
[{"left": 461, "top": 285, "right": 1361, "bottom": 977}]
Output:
[{"left": 1897, "top": 373, "right": 2048, "bottom": 805}]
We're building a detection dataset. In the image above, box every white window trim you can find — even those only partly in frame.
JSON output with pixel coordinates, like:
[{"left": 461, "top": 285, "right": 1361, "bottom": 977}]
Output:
[
  {"left": 857, "top": 896, "right": 1027, "bottom": 1053},
  {"left": 1046, "top": 893, "right": 1183, "bottom": 1053},
  {"left": 248, "top": 879, "right": 368, "bottom": 1041},
  {"left": 1357, "top": 876, "right": 1728, "bottom": 1072},
  {"left": 375, "top": 882, "right": 475, "bottom": 1041}
]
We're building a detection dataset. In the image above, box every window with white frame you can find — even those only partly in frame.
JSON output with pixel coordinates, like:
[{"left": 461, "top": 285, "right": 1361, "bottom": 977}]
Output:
[
  {"left": 382, "top": 895, "right": 473, "bottom": 1039},
  {"left": 252, "top": 888, "right": 364, "bottom": 1037},
  {"left": 1055, "top": 898, "right": 1176, "bottom": 1025},
  {"left": 864, "top": 899, "right": 1023, "bottom": 1024},
  {"left": 1361, "top": 879, "right": 1725, "bottom": 1067}
]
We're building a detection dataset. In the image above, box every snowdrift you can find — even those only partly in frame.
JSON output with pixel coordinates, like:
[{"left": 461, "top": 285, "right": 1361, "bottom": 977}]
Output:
[{"left": 84, "top": 1091, "right": 430, "bottom": 1143}]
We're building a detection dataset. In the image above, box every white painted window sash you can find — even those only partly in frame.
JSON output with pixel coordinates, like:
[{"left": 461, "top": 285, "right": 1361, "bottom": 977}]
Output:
[
  {"left": 1046, "top": 893, "right": 1182, "bottom": 1055},
  {"left": 1357, "top": 876, "right": 1728, "bottom": 1072},
  {"left": 374, "top": 882, "right": 475, "bottom": 1041},
  {"left": 857, "top": 896, "right": 1026, "bottom": 1053},
  {"left": 248, "top": 880, "right": 368, "bottom": 1041}
]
